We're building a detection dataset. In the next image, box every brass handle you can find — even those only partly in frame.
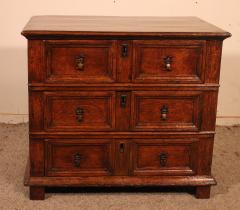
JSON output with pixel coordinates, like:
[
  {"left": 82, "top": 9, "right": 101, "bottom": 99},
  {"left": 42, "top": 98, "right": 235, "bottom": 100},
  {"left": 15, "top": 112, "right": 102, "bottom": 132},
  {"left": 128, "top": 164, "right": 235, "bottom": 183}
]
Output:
[
  {"left": 119, "top": 143, "right": 125, "bottom": 153},
  {"left": 159, "top": 153, "right": 168, "bottom": 167},
  {"left": 76, "top": 54, "right": 85, "bottom": 70},
  {"left": 120, "top": 94, "right": 127, "bottom": 108},
  {"left": 76, "top": 107, "right": 84, "bottom": 122},
  {"left": 73, "top": 153, "right": 82, "bottom": 167},
  {"left": 161, "top": 105, "right": 168, "bottom": 121},
  {"left": 121, "top": 44, "right": 128, "bottom": 57},
  {"left": 163, "top": 56, "right": 172, "bottom": 71}
]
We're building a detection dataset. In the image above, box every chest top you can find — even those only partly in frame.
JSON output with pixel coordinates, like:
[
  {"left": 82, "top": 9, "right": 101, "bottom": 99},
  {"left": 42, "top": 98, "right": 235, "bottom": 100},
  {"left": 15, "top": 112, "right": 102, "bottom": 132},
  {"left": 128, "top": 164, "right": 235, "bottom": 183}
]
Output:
[{"left": 22, "top": 16, "right": 230, "bottom": 39}]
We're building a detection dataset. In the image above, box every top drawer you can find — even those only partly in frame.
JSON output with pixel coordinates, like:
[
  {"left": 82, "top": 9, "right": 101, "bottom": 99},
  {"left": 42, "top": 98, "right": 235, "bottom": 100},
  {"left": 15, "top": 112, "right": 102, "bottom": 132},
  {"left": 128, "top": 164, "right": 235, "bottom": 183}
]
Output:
[
  {"left": 29, "top": 39, "right": 208, "bottom": 84},
  {"left": 132, "top": 40, "right": 206, "bottom": 83},
  {"left": 45, "top": 40, "right": 116, "bottom": 83}
]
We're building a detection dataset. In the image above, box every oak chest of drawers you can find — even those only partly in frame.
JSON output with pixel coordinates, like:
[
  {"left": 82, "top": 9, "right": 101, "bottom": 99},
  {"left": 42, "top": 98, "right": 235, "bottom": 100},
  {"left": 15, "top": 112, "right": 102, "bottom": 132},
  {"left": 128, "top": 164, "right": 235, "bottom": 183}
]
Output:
[{"left": 22, "top": 16, "right": 231, "bottom": 200}]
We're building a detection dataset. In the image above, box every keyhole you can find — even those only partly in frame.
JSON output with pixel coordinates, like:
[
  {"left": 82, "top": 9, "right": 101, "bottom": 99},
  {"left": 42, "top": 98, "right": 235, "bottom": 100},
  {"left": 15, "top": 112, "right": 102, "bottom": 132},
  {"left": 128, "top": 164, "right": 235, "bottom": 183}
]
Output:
[{"left": 119, "top": 143, "right": 125, "bottom": 153}]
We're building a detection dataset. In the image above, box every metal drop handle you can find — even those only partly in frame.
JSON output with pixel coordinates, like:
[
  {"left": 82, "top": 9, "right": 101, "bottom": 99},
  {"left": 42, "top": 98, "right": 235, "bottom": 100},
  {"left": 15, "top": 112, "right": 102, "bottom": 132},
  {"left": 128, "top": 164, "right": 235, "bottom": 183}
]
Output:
[
  {"left": 159, "top": 153, "right": 168, "bottom": 167},
  {"left": 73, "top": 153, "right": 82, "bottom": 167},
  {"left": 161, "top": 105, "right": 168, "bottom": 120},
  {"left": 76, "top": 107, "right": 84, "bottom": 122},
  {"left": 163, "top": 56, "right": 172, "bottom": 71},
  {"left": 76, "top": 54, "right": 85, "bottom": 70}
]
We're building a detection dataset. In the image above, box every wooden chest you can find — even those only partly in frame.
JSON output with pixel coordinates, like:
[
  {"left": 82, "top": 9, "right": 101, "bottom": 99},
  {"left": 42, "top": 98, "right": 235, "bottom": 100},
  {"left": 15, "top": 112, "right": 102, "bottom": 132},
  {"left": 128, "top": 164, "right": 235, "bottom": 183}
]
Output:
[{"left": 22, "top": 16, "right": 230, "bottom": 200}]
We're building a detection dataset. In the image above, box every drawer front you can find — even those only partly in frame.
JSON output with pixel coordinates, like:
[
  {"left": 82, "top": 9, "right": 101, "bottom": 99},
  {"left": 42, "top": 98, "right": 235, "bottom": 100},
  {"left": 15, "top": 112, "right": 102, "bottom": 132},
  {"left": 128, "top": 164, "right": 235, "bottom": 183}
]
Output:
[
  {"left": 133, "top": 40, "right": 206, "bottom": 83},
  {"left": 132, "top": 91, "right": 202, "bottom": 131},
  {"left": 131, "top": 139, "right": 198, "bottom": 176},
  {"left": 45, "top": 139, "right": 114, "bottom": 176},
  {"left": 45, "top": 40, "right": 116, "bottom": 83},
  {"left": 44, "top": 91, "right": 115, "bottom": 131}
]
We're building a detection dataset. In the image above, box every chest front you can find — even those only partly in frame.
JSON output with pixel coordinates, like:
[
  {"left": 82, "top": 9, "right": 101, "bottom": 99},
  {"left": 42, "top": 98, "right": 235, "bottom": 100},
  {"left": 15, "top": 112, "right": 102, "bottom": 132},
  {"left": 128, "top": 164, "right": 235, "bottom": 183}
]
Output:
[{"left": 22, "top": 16, "right": 230, "bottom": 200}]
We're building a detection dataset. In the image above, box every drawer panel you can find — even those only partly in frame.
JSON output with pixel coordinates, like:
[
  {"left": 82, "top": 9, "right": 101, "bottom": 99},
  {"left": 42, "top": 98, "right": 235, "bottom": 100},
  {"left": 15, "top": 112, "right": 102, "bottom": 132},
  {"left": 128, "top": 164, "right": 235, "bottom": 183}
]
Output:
[
  {"left": 131, "top": 139, "right": 198, "bottom": 176},
  {"left": 131, "top": 91, "right": 202, "bottom": 131},
  {"left": 44, "top": 91, "right": 115, "bottom": 131},
  {"left": 133, "top": 40, "right": 206, "bottom": 83},
  {"left": 45, "top": 40, "right": 116, "bottom": 83},
  {"left": 45, "top": 139, "right": 114, "bottom": 176}
]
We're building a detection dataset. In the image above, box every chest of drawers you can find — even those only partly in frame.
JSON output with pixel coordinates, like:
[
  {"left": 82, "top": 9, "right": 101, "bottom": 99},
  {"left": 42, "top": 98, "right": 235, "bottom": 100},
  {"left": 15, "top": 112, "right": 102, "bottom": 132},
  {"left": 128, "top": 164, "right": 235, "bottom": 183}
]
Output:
[{"left": 22, "top": 16, "right": 230, "bottom": 200}]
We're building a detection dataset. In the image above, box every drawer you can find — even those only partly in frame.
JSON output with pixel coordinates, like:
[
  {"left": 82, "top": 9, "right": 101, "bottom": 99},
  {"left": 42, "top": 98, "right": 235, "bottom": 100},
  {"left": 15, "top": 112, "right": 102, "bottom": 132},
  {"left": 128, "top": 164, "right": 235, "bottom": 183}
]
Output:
[
  {"left": 45, "top": 139, "right": 114, "bottom": 176},
  {"left": 44, "top": 91, "right": 116, "bottom": 131},
  {"left": 45, "top": 40, "right": 116, "bottom": 83},
  {"left": 133, "top": 40, "right": 206, "bottom": 83},
  {"left": 131, "top": 139, "right": 198, "bottom": 176},
  {"left": 131, "top": 91, "right": 202, "bottom": 131}
]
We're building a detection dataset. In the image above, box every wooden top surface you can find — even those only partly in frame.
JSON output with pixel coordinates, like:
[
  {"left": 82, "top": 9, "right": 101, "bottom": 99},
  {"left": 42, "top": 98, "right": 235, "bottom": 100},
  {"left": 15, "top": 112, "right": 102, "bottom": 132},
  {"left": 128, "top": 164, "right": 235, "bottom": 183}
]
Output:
[{"left": 22, "top": 16, "right": 231, "bottom": 38}]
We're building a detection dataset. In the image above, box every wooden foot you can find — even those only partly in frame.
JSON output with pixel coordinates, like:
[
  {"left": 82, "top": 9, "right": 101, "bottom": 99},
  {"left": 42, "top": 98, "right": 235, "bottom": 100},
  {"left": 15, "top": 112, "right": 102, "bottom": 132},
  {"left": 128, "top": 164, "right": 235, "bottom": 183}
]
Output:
[
  {"left": 195, "top": 186, "right": 211, "bottom": 199},
  {"left": 30, "top": 186, "right": 45, "bottom": 200}
]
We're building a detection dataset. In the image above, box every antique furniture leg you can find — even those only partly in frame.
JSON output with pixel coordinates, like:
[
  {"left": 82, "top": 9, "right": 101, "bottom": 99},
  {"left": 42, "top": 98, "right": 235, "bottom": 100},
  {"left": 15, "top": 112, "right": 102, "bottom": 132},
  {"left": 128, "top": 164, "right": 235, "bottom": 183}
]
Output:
[
  {"left": 30, "top": 186, "right": 45, "bottom": 200},
  {"left": 195, "top": 186, "right": 211, "bottom": 199}
]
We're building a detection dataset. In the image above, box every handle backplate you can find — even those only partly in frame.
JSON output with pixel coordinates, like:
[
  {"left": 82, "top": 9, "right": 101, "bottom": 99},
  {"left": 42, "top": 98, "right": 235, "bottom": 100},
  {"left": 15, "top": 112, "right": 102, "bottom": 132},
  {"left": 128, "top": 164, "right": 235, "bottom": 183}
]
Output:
[
  {"left": 159, "top": 152, "right": 168, "bottom": 167},
  {"left": 76, "top": 107, "right": 84, "bottom": 122},
  {"left": 73, "top": 153, "right": 82, "bottom": 167},
  {"left": 163, "top": 56, "right": 173, "bottom": 71},
  {"left": 76, "top": 54, "right": 85, "bottom": 70},
  {"left": 160, "top": 105, "right": 168, "bottom": 121}
]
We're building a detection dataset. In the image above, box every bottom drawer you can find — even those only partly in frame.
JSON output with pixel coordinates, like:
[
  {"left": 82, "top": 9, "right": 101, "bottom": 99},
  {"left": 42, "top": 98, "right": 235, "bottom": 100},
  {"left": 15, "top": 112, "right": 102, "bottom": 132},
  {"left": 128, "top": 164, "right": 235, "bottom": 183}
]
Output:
[
  {"left": 45, "top": 138, "right": 199, "bottom": 177},
  {"left": 45, "top": 139, "right": 114, "bottom": 176},
  {"left": 131, "top": 139, "right": 198, "bottom": 176}
]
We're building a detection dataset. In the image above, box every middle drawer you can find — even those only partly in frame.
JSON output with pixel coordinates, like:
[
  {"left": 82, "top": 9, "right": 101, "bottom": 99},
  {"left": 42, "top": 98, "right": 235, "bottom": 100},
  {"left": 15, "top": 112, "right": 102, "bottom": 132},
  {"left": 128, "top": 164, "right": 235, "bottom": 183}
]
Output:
[{"left": 42, "top": 90, "right": 203, "bottom": 132}]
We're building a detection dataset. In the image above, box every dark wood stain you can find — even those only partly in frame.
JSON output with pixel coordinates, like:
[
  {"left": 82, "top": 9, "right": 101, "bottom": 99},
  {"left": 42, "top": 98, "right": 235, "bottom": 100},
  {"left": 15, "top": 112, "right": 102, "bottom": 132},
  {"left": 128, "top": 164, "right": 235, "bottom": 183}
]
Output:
[{"left": 22, "top": 16, "right": 230, "bottom": 200}]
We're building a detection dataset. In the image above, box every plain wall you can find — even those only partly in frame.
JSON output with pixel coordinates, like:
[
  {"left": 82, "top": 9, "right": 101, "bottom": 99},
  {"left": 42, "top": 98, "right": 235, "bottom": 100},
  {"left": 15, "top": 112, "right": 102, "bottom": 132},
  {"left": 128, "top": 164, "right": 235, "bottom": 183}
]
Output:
[{"left": 0, "top": 0, "right": 239, "bottom": 125}]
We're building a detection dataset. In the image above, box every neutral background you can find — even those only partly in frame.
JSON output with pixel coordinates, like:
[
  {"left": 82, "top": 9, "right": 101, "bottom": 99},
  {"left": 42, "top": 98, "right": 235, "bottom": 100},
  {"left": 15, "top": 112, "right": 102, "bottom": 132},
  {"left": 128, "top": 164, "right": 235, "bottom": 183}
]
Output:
[{"left": 0, "top": 0, "right": 239, "bottom": 125}]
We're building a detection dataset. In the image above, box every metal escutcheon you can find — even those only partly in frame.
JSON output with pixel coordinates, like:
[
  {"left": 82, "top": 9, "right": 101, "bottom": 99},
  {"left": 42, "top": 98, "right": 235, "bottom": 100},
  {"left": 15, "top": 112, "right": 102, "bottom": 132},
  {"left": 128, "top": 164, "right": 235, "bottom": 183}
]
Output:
[{"left": 76, "top": 107, "right": 84, "bottom": 122}]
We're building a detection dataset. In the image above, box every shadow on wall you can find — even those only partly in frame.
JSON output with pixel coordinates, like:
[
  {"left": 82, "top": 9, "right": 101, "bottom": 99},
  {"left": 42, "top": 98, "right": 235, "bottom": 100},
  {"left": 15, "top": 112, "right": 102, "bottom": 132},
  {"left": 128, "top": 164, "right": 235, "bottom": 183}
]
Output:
[
  {"left": 0, "top": 47, "right": 28, "bottom": 123},
  {"left": 218, "top": 53, "right": 240, "bottom": 117}
]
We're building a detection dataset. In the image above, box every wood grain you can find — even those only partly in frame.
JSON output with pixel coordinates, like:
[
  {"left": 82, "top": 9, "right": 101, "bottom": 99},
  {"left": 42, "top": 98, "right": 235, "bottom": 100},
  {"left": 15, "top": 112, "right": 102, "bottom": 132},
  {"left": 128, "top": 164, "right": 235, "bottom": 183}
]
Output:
[
  {"left": 131, "top": 139, "right": 198, "bottom": 176},
  {"left": 133, "top": 40, "right": 206, "bottom": 83},
  {"left": 44, "top": 91, "right": 116, "bottom": 131},
  {"left": 23, "top": 16, "right": 230, "bottom": 199},
  {"left": 45, "top": 139, "right": 114, "bottom": 176},
  {"left": 26, "top": 175, "right": 216, "bottom": 187},
  {"left": 45, "top": 40, "right": 117, "bottom": 83},
  {"left": 22, "top": 16, "right": 231, "bottom": 39},
  {"left": 131, "top": 91, "right": 203, "bottom": 131}
]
